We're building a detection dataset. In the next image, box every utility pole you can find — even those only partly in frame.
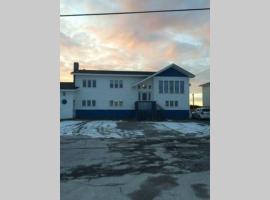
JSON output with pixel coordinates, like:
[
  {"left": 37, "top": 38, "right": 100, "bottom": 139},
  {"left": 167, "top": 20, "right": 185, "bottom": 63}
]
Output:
[{"left": 192, "top": 93, "right": 195, "bottom": 110}]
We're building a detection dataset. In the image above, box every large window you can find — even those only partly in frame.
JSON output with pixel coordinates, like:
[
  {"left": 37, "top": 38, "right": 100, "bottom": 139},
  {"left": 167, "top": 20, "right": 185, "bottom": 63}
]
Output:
[
  {"left": 164, "top": 81, "right": 168, "bottom": 93},
  {"left": 169, "top": 81, "right": 174, "bottom": 93},
  {"left": 175, "top": 81, "right": 180, "bottom": 93},
  {"left": 159, "top": 80, "right": 163, "bottom": 93},
  {"left": 159, "top": 80, "right": 184, "bottom": 94},
  {"left": 180, "top": 81, "right": 184, "bottom": 94}
]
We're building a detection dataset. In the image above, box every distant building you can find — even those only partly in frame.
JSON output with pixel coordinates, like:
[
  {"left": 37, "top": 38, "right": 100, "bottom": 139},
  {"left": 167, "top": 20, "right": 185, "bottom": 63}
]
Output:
[
  {"left": 200, "top": 82, "right": 210, "bottom": 107},
  {"left": 60, "top": 62, "right": 195, "bottom": 120}
]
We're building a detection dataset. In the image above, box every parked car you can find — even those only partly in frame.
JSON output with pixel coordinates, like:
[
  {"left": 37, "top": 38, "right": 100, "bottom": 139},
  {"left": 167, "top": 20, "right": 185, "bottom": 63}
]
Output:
[{"left": 192, "top": 107, "right": 210, "bottom": 119}]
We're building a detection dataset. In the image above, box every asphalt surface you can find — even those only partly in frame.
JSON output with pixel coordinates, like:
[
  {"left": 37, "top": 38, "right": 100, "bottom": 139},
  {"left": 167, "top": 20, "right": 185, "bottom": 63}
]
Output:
[{"left": 61, "top": 121, "right": 210, "bottom": 200}]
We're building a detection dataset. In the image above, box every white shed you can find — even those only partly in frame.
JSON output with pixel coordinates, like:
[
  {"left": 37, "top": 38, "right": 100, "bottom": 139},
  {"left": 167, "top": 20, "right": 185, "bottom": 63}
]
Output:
[{"left": 200, "top": 82, "right": 210, "bottom": 107}]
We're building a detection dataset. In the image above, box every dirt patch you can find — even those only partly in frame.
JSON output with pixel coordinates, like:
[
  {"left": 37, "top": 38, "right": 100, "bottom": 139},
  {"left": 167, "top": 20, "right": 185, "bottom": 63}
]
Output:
[
  {"left": 191, "top": 184, "right": 210, "bottom": 199},
  {"left": 129, "top": 175, "right": 178, "bottom": 200}
]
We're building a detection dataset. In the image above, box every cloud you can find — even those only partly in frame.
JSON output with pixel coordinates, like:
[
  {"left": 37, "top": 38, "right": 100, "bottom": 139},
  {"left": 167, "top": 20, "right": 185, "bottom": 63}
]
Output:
[{"left": 60, "top": 0, "right": 210, "bottom": 104}]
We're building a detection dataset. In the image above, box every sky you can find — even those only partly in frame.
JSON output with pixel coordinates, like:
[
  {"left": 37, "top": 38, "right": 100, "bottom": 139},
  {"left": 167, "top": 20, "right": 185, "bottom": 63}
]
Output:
[{"left": 60, "top": 0, "right": 210, "bottom": 105}]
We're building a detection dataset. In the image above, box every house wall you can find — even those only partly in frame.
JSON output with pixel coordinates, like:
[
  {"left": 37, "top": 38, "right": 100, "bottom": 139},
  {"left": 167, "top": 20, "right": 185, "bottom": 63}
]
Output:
[
  {"left": 60, "top": 90, "right": 75, "bottom": 119},
  {"left": 153, "top": 76, "right": 190, "bottom": 110},
  {"left": 74, "top": 74, "right": 146, "bottom": 119},
  {"left": 72, "top": 73, "right": 191, "bottom": 120},
  {"left": 202, "top": 85, "right": 210, "bottom": 107}
]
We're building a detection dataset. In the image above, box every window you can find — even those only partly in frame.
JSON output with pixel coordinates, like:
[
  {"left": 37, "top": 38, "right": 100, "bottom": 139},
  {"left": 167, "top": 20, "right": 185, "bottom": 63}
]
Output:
[
  {"left": 62, "top": 91, "right": 66, "bottom": 96},
  {"left": 110, "top": 80, "right": 113, "bottom": 88},
  {"left": 165, "top": 101, "right": 169, "bottom": 107},
  {"left": 114, "top": 101, "right": 118, "bottom": 107},
  {"left": 119, "top": 80, "right": 123, "bottom": 88},
  {"left": 180, "top": 81, "right": 185, "bottom": 94},
  {"left": 88, "top": 80, "right": 92, "bottom": 88},
  {"left": 87, "top": 100, "right": 91, "bottom": 106},
  {"left": 174, "top": 101, "right": 178, "bottom": 107},
  {"left": 83, "top": 80, "right": 86, "bottom": 87},
  {"left": 62, "top": 99, "right": 67, "bottom": 104},
  {"left": 138, "top": 92, "right": 141, "bottom": 101},
  {"left": 175, "top": 81, "right": 180, "bottom": 93},
  {"left": 119, "top": 101, "right": 123, "bottom": 107},
  {"left": 138, "top": 85, "right": 141, "bottom": 89},
  {"left": 148, "top": 92, "right": 151, "bottom": 101},
  {"left": 169, "top": 81, "right": 174, "bottom": 93},
  {"left": 82, "top": 100, "right": 86, "bottom": 107},
  {"left": 92, "top": 100, "right": 96, "bottom": 107},
  {"left": 93, "top": 80, "right": 96, "bottom": 88},
  {"left": 164, "top": 81, "right": 168, "bottom": 93},
  {"left": 149, "top": 85, "right": 152, "bottom": 89},
  {"left": 110, "top": 100, "right": 113, "bottom": 107},
  {"left": 170, "top": 101, "right": 174, "bottom": 107},
  {"left": 115, "top": 80, "right": 118, "bottom": 88},
  {"left": 159, "top": 80, "right": 163, "bottom": 93}
]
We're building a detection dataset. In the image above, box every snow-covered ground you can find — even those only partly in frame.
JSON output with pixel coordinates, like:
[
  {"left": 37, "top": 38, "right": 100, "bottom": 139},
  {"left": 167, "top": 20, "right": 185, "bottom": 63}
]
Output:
[
  {"left": 151, "top": 122, "right": 210, "bottom": 137},
  {"left": 60, "top": 120, "right": 144, "bottom": 138},
  {"left": 60, "top": 120, "right": 210, "bottom": 138}
]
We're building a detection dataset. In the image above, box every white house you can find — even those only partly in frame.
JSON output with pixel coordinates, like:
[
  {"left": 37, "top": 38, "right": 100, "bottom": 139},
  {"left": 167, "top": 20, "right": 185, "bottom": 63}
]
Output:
[
  {"left": 60, "top": 62, "right": 195, "bottom": 120},
  {"left": 200, "top": 82, "right": 210, "bottom": 107}
]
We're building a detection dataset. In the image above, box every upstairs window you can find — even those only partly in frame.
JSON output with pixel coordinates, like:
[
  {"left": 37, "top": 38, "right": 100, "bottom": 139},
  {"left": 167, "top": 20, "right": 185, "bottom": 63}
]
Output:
[
  {"left": 169, "top": 81, "right": 174, "bottom": 93},
  {"left": 92, "top": 100, "right": 96, "bottom": 107},
  {"left": 88, "top": 80, "right": 92, "bottom": 88},
  {"left": 119, "top": 80, "right": 123, "bottom": 88},
  {"left": 175, "top": 81, "right": 180, "bottom": 93},
  {"left": 110, "top": 80, "right": 123, "bottom": 88},
  {"left": 180, "top": 81, "right": 185, "bottom": 94},
  {"left": 164, "top": 81, "right": 168, "bottom": 93},
  {"left": 165, "top": 101, "right": 169, "bottom": 107},
  {"left": 170, "top": 100, "right": 174, "bottom": 107},
  {"left": 82, "top": 80, "right": 87, "bottom": 88},
  {"left": 174, "top": 101, "right": 178, "bottom": 107},
  {"left": 159, "top": 80, "right": 163, "bottom": 93},
  {"left": 110, "top": 80, "right": 113, "bottom": 88},
  {"left": 93, "top": 80, "right": 96, "bottom": 88},
  {"left": 114, "top": 80, "right": 118, "bottom": 88}
]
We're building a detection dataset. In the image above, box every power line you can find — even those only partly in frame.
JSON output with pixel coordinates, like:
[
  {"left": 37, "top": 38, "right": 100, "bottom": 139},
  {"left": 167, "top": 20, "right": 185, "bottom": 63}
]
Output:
[{"left": 60, "top": 8, "right": 210, "bottom": 17}]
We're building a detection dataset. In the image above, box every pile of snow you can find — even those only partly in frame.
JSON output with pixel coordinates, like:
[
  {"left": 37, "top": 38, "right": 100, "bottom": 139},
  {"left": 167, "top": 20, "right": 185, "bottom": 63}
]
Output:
[
  {"left": 152, "top": 122, "right": 210, "bottom": 137},
  {"left": 60, "top": 120, "right": 144, "bottom": 138}
]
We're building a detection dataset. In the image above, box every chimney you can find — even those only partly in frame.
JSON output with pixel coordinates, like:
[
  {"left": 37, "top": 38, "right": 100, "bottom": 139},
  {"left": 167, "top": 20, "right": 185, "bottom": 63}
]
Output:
[{"left": 73, "top": 62, "right": 79, "bottom": 72}]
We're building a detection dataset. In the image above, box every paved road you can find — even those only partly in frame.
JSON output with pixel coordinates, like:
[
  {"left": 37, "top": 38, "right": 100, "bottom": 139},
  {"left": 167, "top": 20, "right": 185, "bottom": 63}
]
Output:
[{"left": 61, "top": 122, "right": 210, "bottom": 200}]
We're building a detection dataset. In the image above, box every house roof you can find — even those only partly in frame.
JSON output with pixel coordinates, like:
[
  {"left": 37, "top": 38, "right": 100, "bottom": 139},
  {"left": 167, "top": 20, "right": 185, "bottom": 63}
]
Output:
[
  {"left": 199, "top": 82, "right": 210, "bottom": 87},
  {"left": 60, "top": 82, "right": 77, "bottom": 90},
  {"left": 72, "top": 69, "right": 155, "bottom": 76},
  {"left": 132, "top": 63, "right": 195, "bottom": 87}
]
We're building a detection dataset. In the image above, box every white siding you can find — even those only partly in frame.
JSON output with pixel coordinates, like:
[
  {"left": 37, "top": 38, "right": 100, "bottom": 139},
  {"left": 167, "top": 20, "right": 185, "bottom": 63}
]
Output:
[
  {"left": 153, "top": 76, "right": 190, "bottom": 110},
  {"left": 202, "top": 85, "right": 210, "bottom": 107},
  {"left": 60, "top": 90, "right": 75, "bottom": 119},
  {"left": 74, "top": 75, "right": 147, "bottom": 110}
]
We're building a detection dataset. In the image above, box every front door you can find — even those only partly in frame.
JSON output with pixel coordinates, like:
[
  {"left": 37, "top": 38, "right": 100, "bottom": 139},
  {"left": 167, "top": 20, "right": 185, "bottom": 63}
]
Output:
[{"left": 142, "top": 92, "right": 147, "bottom": 101}]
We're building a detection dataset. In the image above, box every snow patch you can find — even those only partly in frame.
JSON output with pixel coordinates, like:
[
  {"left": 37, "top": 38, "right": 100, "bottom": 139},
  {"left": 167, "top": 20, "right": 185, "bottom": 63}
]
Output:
[
  {"left": 60, "top": 120, "right": 144, "bottom": 138},
  {"left": 152, "top": 122, "right": 210, "bottom": 137}
]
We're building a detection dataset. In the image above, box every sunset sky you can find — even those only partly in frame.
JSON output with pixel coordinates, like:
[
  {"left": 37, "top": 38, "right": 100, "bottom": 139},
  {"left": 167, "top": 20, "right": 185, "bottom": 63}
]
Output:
[{"left": 60, "top": 0, "right": 210, "bottom": 105}]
